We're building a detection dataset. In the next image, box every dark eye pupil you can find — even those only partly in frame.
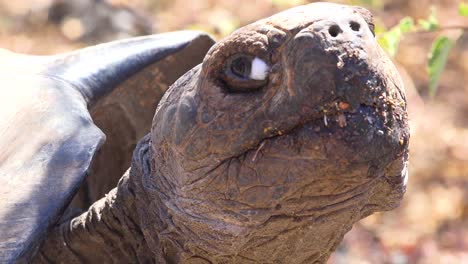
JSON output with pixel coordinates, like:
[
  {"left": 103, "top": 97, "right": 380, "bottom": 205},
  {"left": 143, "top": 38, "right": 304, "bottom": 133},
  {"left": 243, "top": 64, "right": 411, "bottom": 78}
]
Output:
[{"left": 231, "top": 57, "right": 251, "bottom": 78}]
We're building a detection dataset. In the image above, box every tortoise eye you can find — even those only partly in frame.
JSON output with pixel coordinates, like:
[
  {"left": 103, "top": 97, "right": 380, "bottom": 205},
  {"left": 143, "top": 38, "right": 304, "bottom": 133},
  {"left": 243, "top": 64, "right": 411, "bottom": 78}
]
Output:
[
  {"left": 223, "top": 54, "right": 270, "bottom": 92},
  {"left": 231, "top": 56, "right": 251, "bottom": 79}
]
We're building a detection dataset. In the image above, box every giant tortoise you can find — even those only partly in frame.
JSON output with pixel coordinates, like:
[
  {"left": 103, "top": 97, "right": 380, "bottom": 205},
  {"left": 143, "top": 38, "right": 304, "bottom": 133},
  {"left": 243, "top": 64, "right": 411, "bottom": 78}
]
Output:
[{"left": 0, "top": 3, "right": 409, "bottom": 263}]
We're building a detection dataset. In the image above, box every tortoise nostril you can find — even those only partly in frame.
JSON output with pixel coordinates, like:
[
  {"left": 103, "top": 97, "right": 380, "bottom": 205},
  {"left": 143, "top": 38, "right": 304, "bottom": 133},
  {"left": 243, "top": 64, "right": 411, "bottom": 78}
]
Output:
[
  {"left": 349, "top": 21, "right": 360, "bottom": 31},
  {"left": 328, "top": 25, "right": 342, "bottom": 37}
]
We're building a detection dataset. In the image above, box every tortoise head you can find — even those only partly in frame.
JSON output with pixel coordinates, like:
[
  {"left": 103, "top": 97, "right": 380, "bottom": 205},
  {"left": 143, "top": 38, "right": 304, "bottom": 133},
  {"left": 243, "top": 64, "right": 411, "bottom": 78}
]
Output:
[{"left": 140, "top": 3, "right": 409, "bottom": 262}]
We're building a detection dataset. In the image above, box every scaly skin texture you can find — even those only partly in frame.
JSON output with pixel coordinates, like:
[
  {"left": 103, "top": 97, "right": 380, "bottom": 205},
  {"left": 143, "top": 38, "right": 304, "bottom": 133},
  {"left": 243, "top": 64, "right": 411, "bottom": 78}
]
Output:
[
  {"left": 38, "top": 3, "right": 409, "bottom": 263},
  {"left": 36, "top": 142, "right": 153, "bottom": 264}
]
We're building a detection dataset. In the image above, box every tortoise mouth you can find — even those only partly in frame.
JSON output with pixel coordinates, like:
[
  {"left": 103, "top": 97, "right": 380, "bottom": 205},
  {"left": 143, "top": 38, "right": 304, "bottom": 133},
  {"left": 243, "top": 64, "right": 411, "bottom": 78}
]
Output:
[
  {"left": 256, "top": 103, "right": 400, "bottom": 181},
  {"left": 209, "top": 102, "right": 408, "bottom": 220},
  {"left": 250, "top": 102, "right": 394, "bottom": 162},
  {"left": 168, "top": 103, "right": 406, "bottom": 224}
]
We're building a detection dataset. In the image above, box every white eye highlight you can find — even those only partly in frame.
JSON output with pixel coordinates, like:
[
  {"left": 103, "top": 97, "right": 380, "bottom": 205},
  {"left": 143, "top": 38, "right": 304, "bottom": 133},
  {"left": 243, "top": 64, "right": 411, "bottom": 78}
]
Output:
[
  {"left": 249, "top": 57, "right": 270, "bottom": 81},
  {"left": 402, "top": 162, "right": 409, "bottom": 186}
]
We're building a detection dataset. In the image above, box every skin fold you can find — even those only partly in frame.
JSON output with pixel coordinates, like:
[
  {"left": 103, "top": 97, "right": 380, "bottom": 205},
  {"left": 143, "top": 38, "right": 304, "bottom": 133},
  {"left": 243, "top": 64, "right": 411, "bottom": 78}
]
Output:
[{"left": 37, "top": 3, "right": 409, "bottom": 263}]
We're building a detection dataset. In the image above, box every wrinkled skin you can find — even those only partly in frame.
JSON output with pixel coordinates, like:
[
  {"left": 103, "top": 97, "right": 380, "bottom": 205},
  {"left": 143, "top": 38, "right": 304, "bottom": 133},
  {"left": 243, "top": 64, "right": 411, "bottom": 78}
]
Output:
[{"left": 38, "top": 3, "right": 409, "bottom": 263}]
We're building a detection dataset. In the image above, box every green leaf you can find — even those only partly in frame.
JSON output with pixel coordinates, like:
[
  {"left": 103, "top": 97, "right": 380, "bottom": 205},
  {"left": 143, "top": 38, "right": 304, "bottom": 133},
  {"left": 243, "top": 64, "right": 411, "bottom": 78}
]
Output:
[
  {"left": 378, "top": 30, "right": 401, "bottom": 57},
  {"left": 398, "top": 17, "right": 414, "bottom": 33},
  {"left": 460, "top": 2, "right": 468, "bottom": 16},
  {"left": 427, "top": 36, "right": 454, "bottom": 97},
  {"left": 377, "top": 17, "right": 413, "bottom": 57},
  {"left": 373, "top": 19, "right": 387, "bottom": 35},
  {"left": 418, "top": 7, "right": 439, "bottom": 31}
]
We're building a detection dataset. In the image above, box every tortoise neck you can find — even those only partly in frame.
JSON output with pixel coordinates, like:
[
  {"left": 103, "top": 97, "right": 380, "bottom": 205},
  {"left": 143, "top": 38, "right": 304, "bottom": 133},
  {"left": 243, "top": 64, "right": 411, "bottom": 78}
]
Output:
[
  {"left": 130, "top": 135, "right": 357, "bottom": 263},
  {"left": 35, "top": 172, "right": 154, "bottom": 263}
]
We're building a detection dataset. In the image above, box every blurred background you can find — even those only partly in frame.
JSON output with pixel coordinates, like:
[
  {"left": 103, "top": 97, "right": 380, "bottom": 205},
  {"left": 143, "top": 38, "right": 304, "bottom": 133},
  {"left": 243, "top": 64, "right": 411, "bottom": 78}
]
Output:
[{"left": 0, "top": 0, "right": 467, "bottom": 263}]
